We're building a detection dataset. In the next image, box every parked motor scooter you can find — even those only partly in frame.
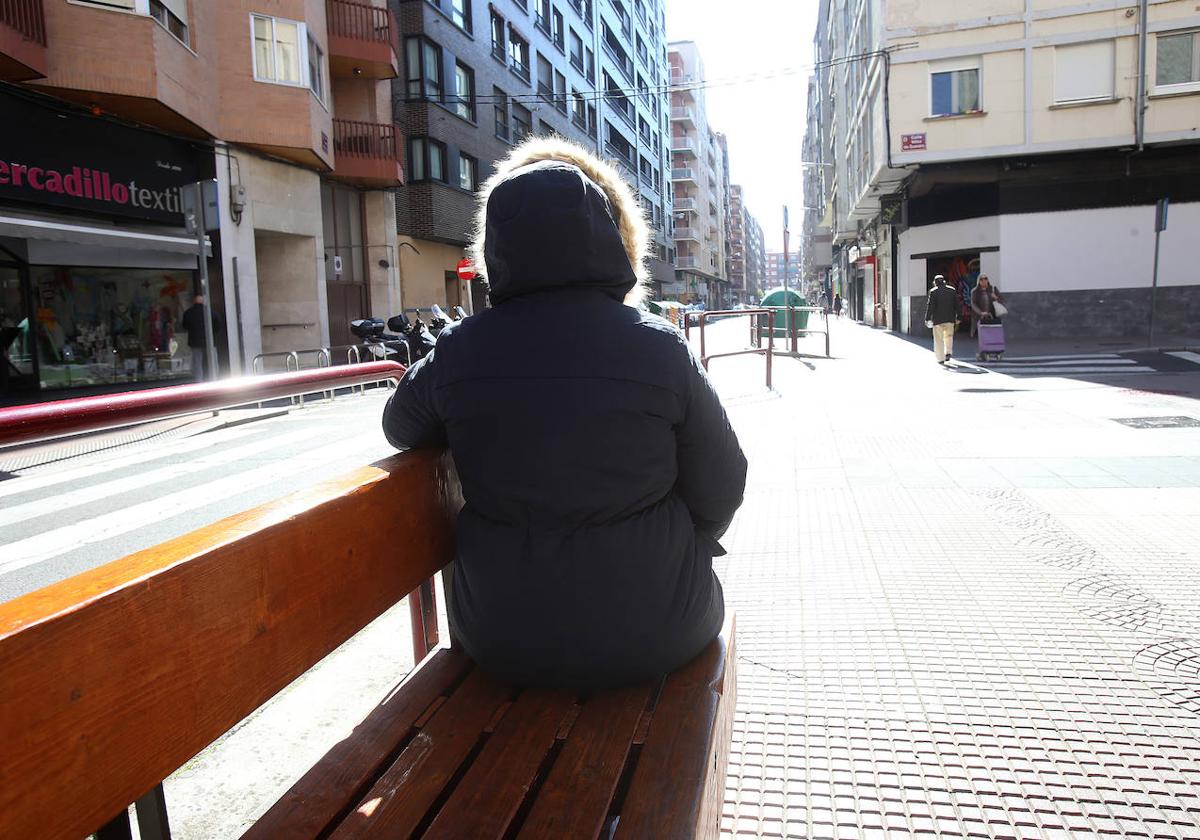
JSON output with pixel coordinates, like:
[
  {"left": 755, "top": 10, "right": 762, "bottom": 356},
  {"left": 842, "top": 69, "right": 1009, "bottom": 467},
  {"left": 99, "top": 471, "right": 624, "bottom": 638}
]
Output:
[
  {"left": 428, "top": 304, "right": 452, "bottom": 338},
  {"left": 349, "top": 318, "right": 410, "bottom": 363},
  {"left": 452, "top": 305, "right": 469, "bottom": 321},
  {"left": 386, "top": 313, "right": 436, "bottom": 362}
]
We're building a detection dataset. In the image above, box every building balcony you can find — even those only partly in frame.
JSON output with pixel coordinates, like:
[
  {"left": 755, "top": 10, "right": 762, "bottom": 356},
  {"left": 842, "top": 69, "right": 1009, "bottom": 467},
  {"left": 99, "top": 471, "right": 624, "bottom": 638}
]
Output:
[
  {"left": 671, "top": 167, "right": 696, "bottom": 183},
  {"left": 332, "top": 119, "right": 403, "bottom": 186},
  {"left": 0, "top": 0, "right": 46, "bottom": 81},
  {"left": 675, "top": 227, "right": 700, "bottom": 242},
  {"left": 673, "top": 197, "right": 698, "bottom": 212},
  {"left": 671, "top": 135, "right": 697, "bottom": 157},
  {"left": 676, "top": 256, "right": 700, "bottom": 269},
  {"left": 327, "top": 0, "right": 399, "bottom": 79},
  {"left": 670, "top": 106, "right": 695, "bottom": 127}
]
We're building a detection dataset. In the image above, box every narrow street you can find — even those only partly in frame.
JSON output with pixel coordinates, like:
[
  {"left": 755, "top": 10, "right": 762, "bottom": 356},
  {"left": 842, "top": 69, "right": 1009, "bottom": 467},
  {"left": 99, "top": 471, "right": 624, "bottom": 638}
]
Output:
[{"left": 6, "top": 316, "right": 1198, "bottom": 838}]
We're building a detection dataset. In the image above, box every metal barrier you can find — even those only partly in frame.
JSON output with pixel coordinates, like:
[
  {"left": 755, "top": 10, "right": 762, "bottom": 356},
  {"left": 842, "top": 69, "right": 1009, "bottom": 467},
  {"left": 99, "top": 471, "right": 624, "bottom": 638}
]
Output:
[
  {"left": 0, "top": 362, "right": 406, "bottom": 450},
  {"left": 750, "top": 306, "right": 831, "bottom": 359},
  {"left": 691, "top": 308, "right": 775, "bottom": 389}
]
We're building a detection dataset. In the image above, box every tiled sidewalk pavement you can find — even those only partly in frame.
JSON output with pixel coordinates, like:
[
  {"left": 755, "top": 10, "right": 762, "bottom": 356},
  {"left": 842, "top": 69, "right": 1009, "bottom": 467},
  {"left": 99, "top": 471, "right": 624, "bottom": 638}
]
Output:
[{"left": 704, "top": 319, "right": 1200, "bottom": 839}]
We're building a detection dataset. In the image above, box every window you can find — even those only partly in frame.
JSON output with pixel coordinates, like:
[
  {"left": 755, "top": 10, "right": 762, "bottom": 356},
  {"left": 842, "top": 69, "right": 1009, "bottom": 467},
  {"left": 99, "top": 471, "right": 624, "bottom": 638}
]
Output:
[
  {"left": 537, "top": 53, "right": 554, "bottom": 102},
  {"left": 587, "top": 104, "right": 597, "bottom": 137},
  {"left": 406, "top": 37, "right": 443, "bottom": 100},
  {"left": 930, "top": 65, "right": 980, "bottom": 116},
  {"left": 307, "top": 34, "right": 325, "bottom": 102},
  {"left": 512, "top": 102, "right": 532, "bottom": 142},
  {"left": 149, "top": 0, "right": 188, "bottom": 45},
  {"left": 430, "top": 0, "right": 471, "bottom": 32},
  {"left": 571, "top": 89, "right": 587, "bottom": 127},
  {"left": 569, "top": 29, "right": 584, "bottom": 71},
  {"left": 536, "top": 0, "right": 551, "bottom": 34},
  {"left": 453, "top": 62, "right": 475, "bottom": 120},
  {"left": 494, "top": 86, "right": 510, "bottom": 140},
  {"left": 585, "top": 47, "right": 595, "bottom": 82},
  {"left": 554, "top": 70, "right": 567, "bottom": 113},
  {"left": 409, "top": 138, "right": 426, "bottom": 181},
  {"left": 459, "top": 153, "right": 478, "bottom": 191},
  {"left": 490, "top": 11, "right": 507, "bottom": 61},
  {"left": 552, "top": 8, "right": 565, "bottom": 50},
  {"left": 509, "top": 30, "right": 530, "bottom": 80},
  {"left": 1156, "top": 30, "right": 1200, "bottom": 89},
  {"left": 429, "top": 141, "right": 445, "bottom": 181},
  {"left": 1054, "top": 41, "right": 1114, "bottom": 103},
  {"left": 252, "top": 15, "right": 305, "bottom": 86}
]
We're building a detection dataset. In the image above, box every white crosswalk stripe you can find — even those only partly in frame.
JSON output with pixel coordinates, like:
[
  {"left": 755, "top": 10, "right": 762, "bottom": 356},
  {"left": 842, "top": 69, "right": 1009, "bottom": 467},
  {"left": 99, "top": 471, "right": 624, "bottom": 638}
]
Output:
[
  {"left": 0, "top": 424, "right": 262, "bottom": 501},
  {"left": 975, "top": 353, "right": 1156, "bottom": 377},
  {"left": 0, "top": 433, "right": 391, "bottom": 578},
  {"left": 0, "top": 427, "right": 327, "bottom": 529}
]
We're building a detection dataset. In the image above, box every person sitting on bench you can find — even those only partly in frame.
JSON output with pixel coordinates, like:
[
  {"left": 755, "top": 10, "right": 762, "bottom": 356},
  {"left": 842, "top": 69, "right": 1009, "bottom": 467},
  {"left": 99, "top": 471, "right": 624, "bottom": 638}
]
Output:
[{"left": 382, "top": 137, "right": 748, "bottom": 691}]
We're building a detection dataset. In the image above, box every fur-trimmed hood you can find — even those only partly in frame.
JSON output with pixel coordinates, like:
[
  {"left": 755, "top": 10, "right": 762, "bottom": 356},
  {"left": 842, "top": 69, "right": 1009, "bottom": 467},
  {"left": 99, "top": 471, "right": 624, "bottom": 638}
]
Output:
[{"left": 469, "top": 137, "right": 651, "bottom": 307}]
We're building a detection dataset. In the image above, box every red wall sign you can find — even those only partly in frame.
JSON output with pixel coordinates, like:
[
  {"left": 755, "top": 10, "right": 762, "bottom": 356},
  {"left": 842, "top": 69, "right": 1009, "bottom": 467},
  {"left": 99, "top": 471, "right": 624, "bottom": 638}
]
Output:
[{"left": 901, "top": 133, "right": 927, "bottom": 152}]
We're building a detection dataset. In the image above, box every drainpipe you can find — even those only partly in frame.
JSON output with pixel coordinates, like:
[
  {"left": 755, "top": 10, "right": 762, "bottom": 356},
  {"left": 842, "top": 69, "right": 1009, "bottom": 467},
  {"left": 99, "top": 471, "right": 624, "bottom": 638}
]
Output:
[{"left": 1135, "top": 0, "right": 1148, "bottom": 151}]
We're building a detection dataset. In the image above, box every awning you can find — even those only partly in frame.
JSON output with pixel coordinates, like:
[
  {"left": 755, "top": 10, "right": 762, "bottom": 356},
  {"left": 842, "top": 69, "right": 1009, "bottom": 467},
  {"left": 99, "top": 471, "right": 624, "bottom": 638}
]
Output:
[{"left": 0, "top": 212, "right": 210, "bottom": 256}]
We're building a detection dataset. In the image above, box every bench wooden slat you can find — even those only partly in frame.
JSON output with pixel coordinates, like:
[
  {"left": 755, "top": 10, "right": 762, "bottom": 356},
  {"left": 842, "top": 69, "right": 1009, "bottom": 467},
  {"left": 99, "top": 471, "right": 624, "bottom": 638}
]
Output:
[
  {"left": 242, "top": 647, "right": 473, "bottom": 840},
  {"left": 515, "top": 684, "right": 653, "bottom": 840},
  {"left": 422, "top": 688, "right": 578, "bottom": 839},
  {"left": 614, "top": 616, "right": 737, "bottom": 840},
  {"left": 328, "top": 668, "right": 513, "bottom": 839},
  {"left": 0, "top": 450, "right": 461, "bottom": 840}
]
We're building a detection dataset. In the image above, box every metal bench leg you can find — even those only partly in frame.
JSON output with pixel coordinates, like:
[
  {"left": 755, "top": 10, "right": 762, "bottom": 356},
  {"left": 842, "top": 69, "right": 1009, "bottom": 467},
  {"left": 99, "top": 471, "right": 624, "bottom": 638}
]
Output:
[
  {"left": 95, "top": 810, "right": 133, "bottom": 840},
  {"left": 135, "top": 784, "right": 172, "bottom": 840}
]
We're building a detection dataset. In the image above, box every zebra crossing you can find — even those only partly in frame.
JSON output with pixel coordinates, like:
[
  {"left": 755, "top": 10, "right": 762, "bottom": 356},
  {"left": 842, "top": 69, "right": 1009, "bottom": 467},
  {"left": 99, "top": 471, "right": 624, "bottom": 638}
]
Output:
[
  {"left": 0, "top": 392, "right": 396, "bottom": 602},
  {"left": 973, "top": 350, "right": 1200, "bottom": 377}
]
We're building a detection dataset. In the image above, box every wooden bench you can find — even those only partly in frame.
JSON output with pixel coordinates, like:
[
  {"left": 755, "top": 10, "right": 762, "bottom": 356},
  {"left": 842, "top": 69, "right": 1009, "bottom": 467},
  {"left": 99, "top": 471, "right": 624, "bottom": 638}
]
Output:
[{"left": 0, "top": 449, "right": 736, "bottom": 839}]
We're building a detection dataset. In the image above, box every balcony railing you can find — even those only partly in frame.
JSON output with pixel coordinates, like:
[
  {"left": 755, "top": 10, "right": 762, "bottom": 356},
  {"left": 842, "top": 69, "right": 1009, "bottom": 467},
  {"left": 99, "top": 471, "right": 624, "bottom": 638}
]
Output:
[
  {"left": 328, "top": 0, "right": 391, "bottom": 43},
  {"left": 327, "top": 0, "right": 398, "bottom": 78},
  {"left": 676, "top": 256, "right": 700, "bottom": 269},
  {"left": 0, "top": 0, "right": 47, "bottom": 80},
  {"left": 675, "top": 227, "right": 700, "bottom": 241},
  {"left": 671, "top": 135, "right": 697, "bottom": 155},
  {"left": 670, "top": 106, "right": 695, "bottom": 123},
  {"left": 674, "top": 197, "right": 697, "bottom": 212},
  {"left": 1, "top": 0, "right": 45, "bottom": 45},
  {"left": 332, "top": 119, "right": 403, "bottom": 186},
  {"left": 671, "top": 168, "right": 696, "bottom": 181}
]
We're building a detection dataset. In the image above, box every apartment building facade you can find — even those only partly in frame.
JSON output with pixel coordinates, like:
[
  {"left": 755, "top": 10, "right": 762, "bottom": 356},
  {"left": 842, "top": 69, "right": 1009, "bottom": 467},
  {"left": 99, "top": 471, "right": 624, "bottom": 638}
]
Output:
[
  {"left": 728, "top": 184, "right": 766, "bottom": 303},
  {"left": 764, "top": 250, "right": 801, "bottom": 289},
  {"left": 0, "top": 0, "right": 402, "bottom": 403},
  {"left": 392, "top": 0, "right": 673, "bottom": 311},
  {"left": 743, "top": 204, "right": 766, "bottom": 301},
  {"left": 668, "top": 40, "right": 729, "bottom": 306},
  {"left": 806, "top": 0, "right": 1200, "bottom": 338}
]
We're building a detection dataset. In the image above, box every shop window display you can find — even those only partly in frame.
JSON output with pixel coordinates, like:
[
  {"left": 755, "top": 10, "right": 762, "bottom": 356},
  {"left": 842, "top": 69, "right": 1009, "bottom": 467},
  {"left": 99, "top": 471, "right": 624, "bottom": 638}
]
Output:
[{"left": 31, "top": 266, "right": 194, "bottom": 389}]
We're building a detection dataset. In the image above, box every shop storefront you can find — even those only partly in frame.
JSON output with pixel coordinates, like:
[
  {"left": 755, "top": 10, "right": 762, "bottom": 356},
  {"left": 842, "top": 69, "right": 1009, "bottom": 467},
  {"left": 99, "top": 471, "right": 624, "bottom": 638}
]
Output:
[{"left": 0, "top": 88, "right": 214, "bottom": 401}]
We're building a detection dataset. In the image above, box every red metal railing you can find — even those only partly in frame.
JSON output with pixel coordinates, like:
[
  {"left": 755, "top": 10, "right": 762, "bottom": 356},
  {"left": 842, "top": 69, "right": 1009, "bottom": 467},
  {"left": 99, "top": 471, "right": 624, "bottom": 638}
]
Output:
[
  {"left": 332, "top": 118, "right": 400, "bottom": 161},
  {"left": 327, "top": 0, "right": 392, "bottom": 44},
  {"left": 686, "top": 309, "right": 775, "bottom": 389},
  {"left": 0, "top": 0, "right": 47, "bottom": 45},
  {"left": 0, "top": 362, "right": 405, "bottom": 449}
]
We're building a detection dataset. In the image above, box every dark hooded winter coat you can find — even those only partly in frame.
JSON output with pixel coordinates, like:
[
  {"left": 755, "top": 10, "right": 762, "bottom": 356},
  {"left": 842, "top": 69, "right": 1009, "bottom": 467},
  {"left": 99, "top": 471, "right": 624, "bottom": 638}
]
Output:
[{"left": 381, "top": 160, "right": 747, "bottom": 690}]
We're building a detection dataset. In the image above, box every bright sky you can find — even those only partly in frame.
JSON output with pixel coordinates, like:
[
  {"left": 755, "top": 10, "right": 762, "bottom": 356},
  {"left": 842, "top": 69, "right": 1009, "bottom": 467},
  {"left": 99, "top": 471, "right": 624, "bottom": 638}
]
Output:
[{"left": 666, "top": 0, "right": 819, "bottom": 253}]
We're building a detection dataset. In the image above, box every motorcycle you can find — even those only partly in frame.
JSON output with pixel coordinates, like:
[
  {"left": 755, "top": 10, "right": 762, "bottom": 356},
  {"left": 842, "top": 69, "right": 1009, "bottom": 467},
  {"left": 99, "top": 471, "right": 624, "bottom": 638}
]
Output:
[
  {"left": 428, "top": 304, "right": 452, "bottom": 338},
  {"left": 387, "top": 313, "right": 436, "bottom": 362},
  {"left": 452, "top": 305, "right": 469, "bottom": 321},
  {"left": 349, "top": 318, "right": 410, "bottom": 363}
]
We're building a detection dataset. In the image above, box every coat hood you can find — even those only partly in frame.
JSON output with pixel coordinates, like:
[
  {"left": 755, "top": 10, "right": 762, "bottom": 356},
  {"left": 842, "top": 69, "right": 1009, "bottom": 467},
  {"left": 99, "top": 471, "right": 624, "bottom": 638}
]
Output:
[{"left": 482, "top": 160, "right": 637, "bottom": 304}]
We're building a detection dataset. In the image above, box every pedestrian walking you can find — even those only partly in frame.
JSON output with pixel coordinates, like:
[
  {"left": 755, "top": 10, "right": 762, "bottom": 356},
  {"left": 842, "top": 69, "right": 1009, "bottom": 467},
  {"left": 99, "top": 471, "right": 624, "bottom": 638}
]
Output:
[
  {"left": 833, "top": 293, "right": 843, "bottom": 318},
  {"left": 381, "top": 136, "right": 748, "bottom": 691},
  {"left": 180, "top": 294, "right": 222, "bottom": 380},
  {"left": 970, "top": 275, "right": 1006, "bottom": 335},
  {"left": 924, "top": 274, "right": 960, "bottom": 365}
]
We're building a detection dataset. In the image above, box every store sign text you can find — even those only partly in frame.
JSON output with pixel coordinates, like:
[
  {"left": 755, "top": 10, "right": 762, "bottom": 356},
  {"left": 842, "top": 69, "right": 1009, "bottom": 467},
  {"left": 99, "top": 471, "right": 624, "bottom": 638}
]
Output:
[{"left": 0, "top": 161, "right": 184, "bottom": 213}]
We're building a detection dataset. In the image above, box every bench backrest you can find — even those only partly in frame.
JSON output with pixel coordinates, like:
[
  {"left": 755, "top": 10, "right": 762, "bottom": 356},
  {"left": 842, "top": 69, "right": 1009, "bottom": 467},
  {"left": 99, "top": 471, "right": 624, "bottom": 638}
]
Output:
[{"left": 0, "top": 449, "right": 461, "bottom": 840}]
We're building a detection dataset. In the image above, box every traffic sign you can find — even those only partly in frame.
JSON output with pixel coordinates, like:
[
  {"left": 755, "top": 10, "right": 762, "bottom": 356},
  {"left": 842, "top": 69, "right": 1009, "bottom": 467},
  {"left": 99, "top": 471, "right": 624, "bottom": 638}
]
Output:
[{"left": 457, "top": 258, "right": 475, "bottom": 281}]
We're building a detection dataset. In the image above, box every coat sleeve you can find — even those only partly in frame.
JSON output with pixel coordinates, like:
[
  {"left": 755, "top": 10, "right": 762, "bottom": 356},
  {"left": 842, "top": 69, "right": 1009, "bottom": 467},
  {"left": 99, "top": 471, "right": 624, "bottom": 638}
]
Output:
[
  {"left": 382, "top": 351, "right": 447, "bottom": 450},
  {"left": 675, "top": 349, "right": 748, "bottom": 546},
  {"left": 923, "top": 291, "right": 933, "bottom": 322}
]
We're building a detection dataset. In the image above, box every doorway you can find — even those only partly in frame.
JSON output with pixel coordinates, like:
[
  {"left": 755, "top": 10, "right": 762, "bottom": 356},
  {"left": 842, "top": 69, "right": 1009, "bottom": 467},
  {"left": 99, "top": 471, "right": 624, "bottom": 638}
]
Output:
[{"left": 926, "top": 253, "right": 980, "bottom": 332}]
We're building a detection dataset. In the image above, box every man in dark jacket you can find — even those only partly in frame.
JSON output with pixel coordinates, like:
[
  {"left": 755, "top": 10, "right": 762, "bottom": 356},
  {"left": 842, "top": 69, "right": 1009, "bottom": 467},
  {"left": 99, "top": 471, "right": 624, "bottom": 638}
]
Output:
[
  {"left": 382, "top": 155, "right": 747, "bottom": 690},
  {"left": 924, "top": 275, "right": 959, "bottom": 365},
  {"left": 180, "top": 295, "right": 222, "bottom": 380}
]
